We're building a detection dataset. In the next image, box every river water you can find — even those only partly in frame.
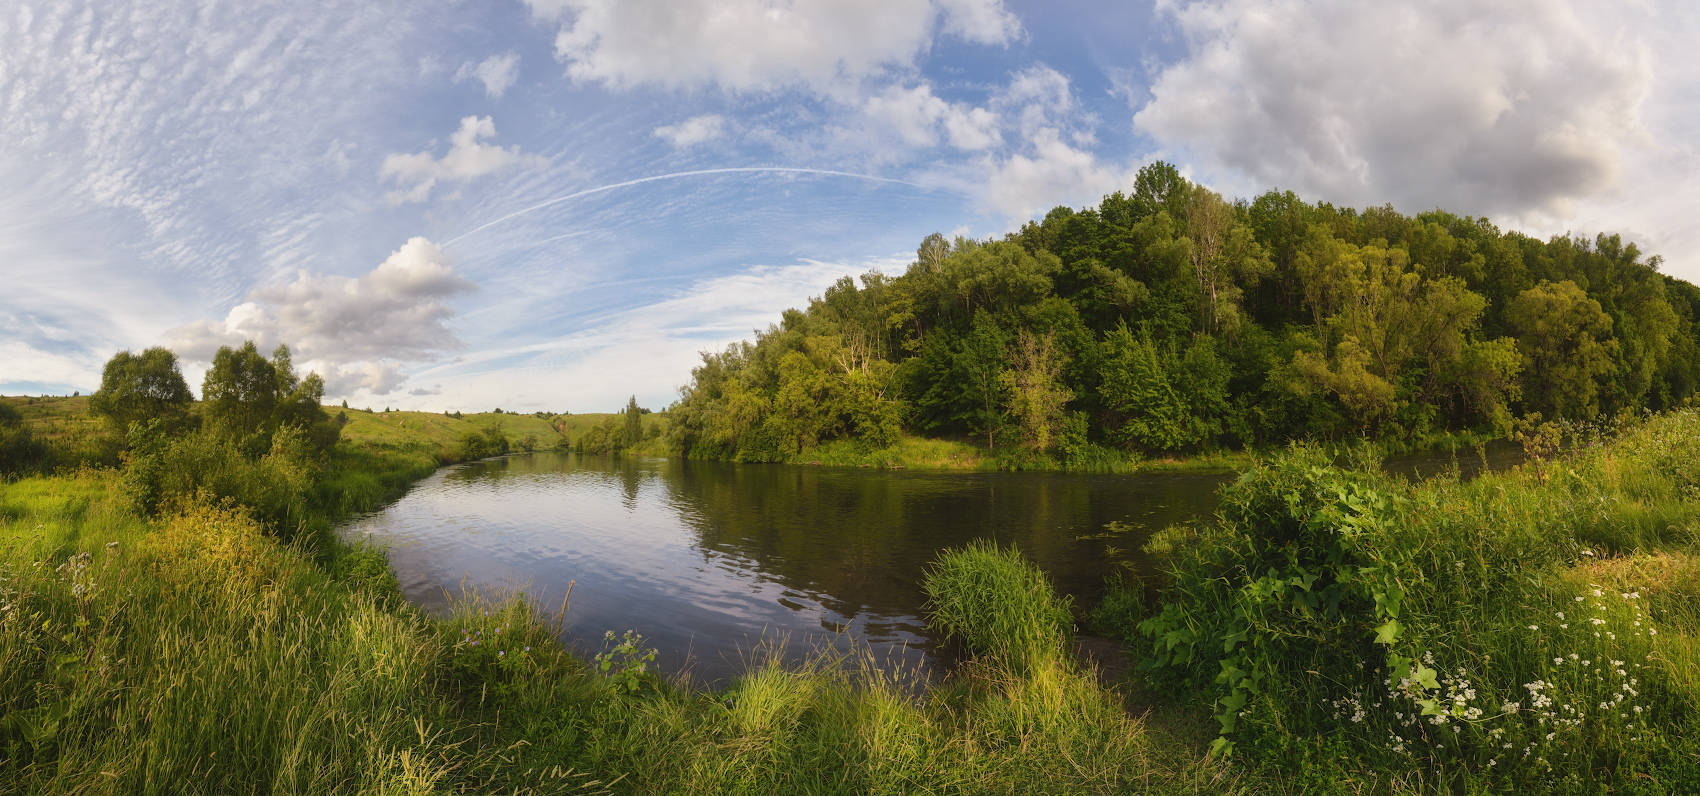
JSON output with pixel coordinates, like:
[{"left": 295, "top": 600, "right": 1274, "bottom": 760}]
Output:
[{"left": 341, "top": 442, "right": 1522, "bottom": 684}]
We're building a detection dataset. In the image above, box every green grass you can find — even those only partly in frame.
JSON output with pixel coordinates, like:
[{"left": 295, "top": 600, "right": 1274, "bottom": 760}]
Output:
[
  {"left": 0, "top": 417, "right": 1239, "bottom": 795},
  {"left": 13, "top": 393, "right": 1699, "bottom": 793},
  {"left": 1104, "top": 408, "right": 1700, "bottom": 793}
]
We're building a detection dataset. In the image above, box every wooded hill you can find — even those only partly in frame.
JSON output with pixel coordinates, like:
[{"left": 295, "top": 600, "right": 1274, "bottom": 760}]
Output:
[{"left": 666, "top": 162, "right": 1700, "bottom": 463}]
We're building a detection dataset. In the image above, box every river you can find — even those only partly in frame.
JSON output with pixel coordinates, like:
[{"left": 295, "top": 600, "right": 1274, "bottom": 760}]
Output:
[{"left": 341, "top": 442, "right": 1522, "bottom": 684}]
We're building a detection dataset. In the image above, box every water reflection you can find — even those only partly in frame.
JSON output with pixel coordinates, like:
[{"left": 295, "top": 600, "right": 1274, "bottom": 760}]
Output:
[{"left": 342, "top": 452, "right": 1228, "bottom": 684}]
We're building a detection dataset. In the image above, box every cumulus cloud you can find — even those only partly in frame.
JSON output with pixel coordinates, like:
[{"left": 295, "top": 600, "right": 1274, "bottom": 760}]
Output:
[
  {"left": 980, "top": 128, "right": 1131, "bottom": 221},
  {"left": 167, "top": 237, "right": 478, "bottom": 396},
  {"left": 1135, "top": 0, "right": 1651, "bottom": 216},
  {"left": 864, "top": 85, "right": 999, "bottom": 150},
  {"left": 455, "top": 53, "right": 521, "bottom": 98},
  {"left": 653, "top": 114, "right": 728, "bottom": 147},
  {"left": 529, "top": 0, "right": 1022, "bottom": 96},
  {"left": 380, "top": 116, "right": 546, "bottom": 204}
]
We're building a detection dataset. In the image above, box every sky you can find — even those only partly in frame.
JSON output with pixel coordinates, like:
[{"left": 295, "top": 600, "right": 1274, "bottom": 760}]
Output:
[{"left": 3, "top": 0, "right": 1698, "bottom": 413}]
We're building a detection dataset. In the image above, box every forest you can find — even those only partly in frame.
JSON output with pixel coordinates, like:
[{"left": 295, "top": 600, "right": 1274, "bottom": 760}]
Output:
[{"left": 666, "top": 162, "right": 1700, "bottom": 464}]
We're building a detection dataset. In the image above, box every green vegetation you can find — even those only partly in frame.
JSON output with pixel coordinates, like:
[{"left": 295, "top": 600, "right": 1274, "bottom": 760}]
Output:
[
  {"left": 1096, "top": 408, "right": 1700, "bottom": 792},
  {"left": 0, "top": 419, "right": 1227, "bottom": 794},
  {"left": 8, "top": 329, "right": 1700, "bottom": 791},
  {"left": 667, "top": 164, "right": 1700, "bottom": 469}
]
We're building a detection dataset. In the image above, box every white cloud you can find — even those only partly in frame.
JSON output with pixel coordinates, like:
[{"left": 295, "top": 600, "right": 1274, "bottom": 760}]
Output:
[
  {"left": 455, "top": 53, "right": 521, "bottom": 98},
  {"left": 864, "top": 85, "right": 999, "bottom": 150},
  {"left": 1136, "top": 0, "right": 1651, "bottom": 217},
  {"left": 981, "top": 128, "right": 1131, "bottom": 221},
  {"left": 410, "top": 257, "right": 900, "bottom": 413},
  {"left": 531, "top": 0, "right": 1021, "bottom": 96},
  {"left": 653, "top": 114, "right": 728, "bottom": 147},
  {"left": 167, "top": 237, "right": 478, "bottom": 396},
  {"left": 935, "top": 0, "right": 1022, "bottom": 45},
  {"left": 380, "top": 116, "right": 546, "bottom": 204},
  {"left": 0, "top": 341, "right": 101, "bottom": 392}
]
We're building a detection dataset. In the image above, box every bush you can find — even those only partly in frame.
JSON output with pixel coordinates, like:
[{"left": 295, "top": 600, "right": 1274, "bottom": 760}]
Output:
[
  {"left": 121, "top": 422, "right": 317, "bottom": 537},
  {"left": 1138, "top": 427, "right": 1700, "bottom": 785},
  {"left": 0, "top": 403, "right": 44, "bottom": 478},
  {"left": 457, "top": 424, "right": 510, "bottom": 460}
]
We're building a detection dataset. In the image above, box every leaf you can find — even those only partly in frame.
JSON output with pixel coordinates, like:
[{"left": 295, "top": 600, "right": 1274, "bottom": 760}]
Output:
[
  {"left": 1208, "top": 736, "right": 1235, "bottom": 759},
  {"left": 1372, "top": 618, "right": 1402, "bottom": 645}
]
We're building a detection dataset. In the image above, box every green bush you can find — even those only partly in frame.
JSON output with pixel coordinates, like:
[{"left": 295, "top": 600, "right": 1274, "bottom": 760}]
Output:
[{"left": 1137, "top": 419, "right": 1700, "bottom": 787}]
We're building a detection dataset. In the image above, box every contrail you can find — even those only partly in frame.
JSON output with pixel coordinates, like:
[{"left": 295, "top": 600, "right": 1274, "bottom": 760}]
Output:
[{"left": 443, "top": 167, "right": 923, "bottom": 247}]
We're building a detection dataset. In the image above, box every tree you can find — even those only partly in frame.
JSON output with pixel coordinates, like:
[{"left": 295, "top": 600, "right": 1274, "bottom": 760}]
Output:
[
  {"left": 1100, "top": 324, "right": 1195, "bottom": 451},
  {"left": 621, "top": 395, "right": 643, "bottom": 451},
  {"left": 957, "top": 312, "right": 1009, "bottom": 449},
  {"left": 202, "top": 342, "right": 338, "bottom": 449},
  {"left": 1506, "top": 280, "right": 1618, "bottom": 419},
  {"left": 89, "top": 347, "right": 194, "bottom": 434},
  {"left": 1000, "top": 329, "right": 1073, "bottom": 454},
  {"left": 202, "top": 342, "right": 281, "bottom": 435}
]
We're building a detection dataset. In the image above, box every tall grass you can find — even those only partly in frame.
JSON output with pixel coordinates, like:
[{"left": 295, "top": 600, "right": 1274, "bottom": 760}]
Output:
[{"left": 924, "top": 540, "right": 1074, "bottom": 675}]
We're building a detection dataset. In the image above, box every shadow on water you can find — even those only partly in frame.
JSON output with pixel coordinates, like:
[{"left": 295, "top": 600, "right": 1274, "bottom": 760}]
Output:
[{"left": 341, "top": 443, "right": 1522, "bottom": 685}]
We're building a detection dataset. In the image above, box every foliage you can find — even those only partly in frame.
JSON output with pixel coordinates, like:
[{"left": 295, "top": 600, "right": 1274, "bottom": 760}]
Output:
[
  {"left": 1508, "top": 280, "right": 1619, "bottom": 419},
  {"left": 87, "top": 347, "right": 195, "bottom": 436},
  {"left": 0, "top": 403, "right": 44, "bottom": 478},
  {"left": 1125, "top": 410, "right": 1700, "bottom": 789},
  {"left": 457, "top": 422, "right": 511, "bottom": 460},
  {"left": 666, "top": 167, "right": 1700, "bottom": 463},
  {"left": 200, "top": 342, "right": 340, "bottom": 452},
  {"left": 593, "top": 630, "right": 659, "bottom": 695}
]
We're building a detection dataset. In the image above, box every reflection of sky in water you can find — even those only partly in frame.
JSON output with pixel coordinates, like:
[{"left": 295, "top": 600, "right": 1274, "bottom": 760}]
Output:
[{"left": 342, "top": 453, "right": 1232, "bottom": 684}]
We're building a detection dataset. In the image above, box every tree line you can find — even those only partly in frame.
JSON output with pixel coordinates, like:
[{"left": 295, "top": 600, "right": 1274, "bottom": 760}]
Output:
[{"left": 666, "top": 162, "right": 1700, "bottom": 463}]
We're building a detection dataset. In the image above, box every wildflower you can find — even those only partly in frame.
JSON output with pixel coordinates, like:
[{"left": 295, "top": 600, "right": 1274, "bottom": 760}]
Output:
[{"left": 1529, "top": 625, "right": 1539, "bottom": 631}]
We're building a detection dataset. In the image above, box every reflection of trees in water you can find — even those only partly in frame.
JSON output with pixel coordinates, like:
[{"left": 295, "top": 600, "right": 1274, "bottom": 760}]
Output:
[{"left": 654, "top": 461, "right": 1224, "bottom": 619}]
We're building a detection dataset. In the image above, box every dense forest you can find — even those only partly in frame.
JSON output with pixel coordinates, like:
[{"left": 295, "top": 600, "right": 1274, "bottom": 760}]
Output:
[{"left": 666, "top": 162, "right": 1700, "bottom": 463}]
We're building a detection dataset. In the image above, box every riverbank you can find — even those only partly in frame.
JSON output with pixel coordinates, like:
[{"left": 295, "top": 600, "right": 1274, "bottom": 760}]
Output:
[
  {"left": 7, "top": 397, "right": 1698, "bottom": 792},
  {"left": 1093, "top": 407, "right": 1700, "bottom": 792},
  {"left": 0, "top": 441, "right": 1238, "bottom": 794}
]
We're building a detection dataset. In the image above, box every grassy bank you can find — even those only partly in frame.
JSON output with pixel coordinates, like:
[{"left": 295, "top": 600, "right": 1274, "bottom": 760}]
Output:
[
  {"left": 9, "top": 391, "right": 1699, "bottom": 793},
  {"left": 1, "top": 455, "right": 1237, "bottom": 794},
  {"left": 1096, "top": 408, "right": 1700, "bottom": 793}
]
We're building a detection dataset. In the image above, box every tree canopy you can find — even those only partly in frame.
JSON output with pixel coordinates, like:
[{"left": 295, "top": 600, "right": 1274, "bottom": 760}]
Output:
[
  {"left": 666, "top": 164, "right": 1700, "bottom": 462},
  {"left": 89, "top": 347, "right": 194, "bottom": 434}
]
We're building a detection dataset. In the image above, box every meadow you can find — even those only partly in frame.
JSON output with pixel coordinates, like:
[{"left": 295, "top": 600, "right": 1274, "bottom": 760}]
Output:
[{"left": 2, "top": 394, "right": 1698, "bottom": 794}]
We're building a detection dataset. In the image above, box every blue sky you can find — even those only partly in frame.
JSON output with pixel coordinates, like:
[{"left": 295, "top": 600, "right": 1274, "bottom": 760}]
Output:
[{"left": 4, "top": 0, "right": 1698, "bottom": 412}]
